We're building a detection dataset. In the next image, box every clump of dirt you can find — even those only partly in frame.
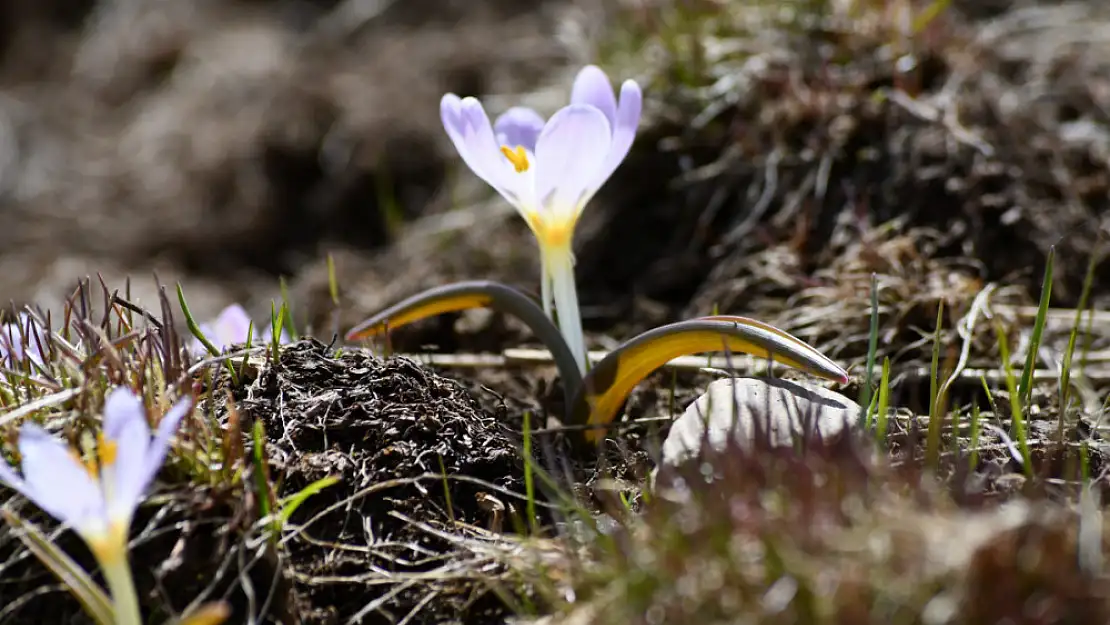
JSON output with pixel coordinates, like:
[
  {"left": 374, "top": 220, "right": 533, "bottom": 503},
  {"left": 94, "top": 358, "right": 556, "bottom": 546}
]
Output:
[{"left": 235, "top": 338, "right": 532, "bottom": 624}]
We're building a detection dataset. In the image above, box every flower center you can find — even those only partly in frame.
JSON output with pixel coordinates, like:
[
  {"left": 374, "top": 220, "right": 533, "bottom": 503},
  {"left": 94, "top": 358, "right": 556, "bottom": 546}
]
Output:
[
  {"left": 500, "top": 145, "right": 530, "bottom": 173},
  {"left": 97, "top": 433, "right": 118, "bottom": 469},
  {"left": 68, "top": 432, "right": 118, "bottom": 480}
]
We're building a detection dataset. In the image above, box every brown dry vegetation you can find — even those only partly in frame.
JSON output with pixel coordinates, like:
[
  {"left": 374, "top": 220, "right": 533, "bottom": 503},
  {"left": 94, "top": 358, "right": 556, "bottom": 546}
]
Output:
[{"left": 2, "top": 0, "right": 1110, "bottom": 624}]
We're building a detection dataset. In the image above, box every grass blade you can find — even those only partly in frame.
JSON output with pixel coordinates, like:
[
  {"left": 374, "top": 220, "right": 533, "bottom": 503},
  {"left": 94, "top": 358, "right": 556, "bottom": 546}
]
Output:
[
  {"left": 995, "top": 321, "right": 1033, "bottom": 478},
  {"left": 278, "top": 476, "right": 340, "bottom": 524},
  {"left": 523, "top": 410, "right": 537, "bottom": 535},
  {"left": 926, "top": 299, "right": 945, "bottom": 469},
  {"left": 876, "top": 356, "right": 891, "bottom": 445},
  {"left": 968, "top": 401, "right": 982, "bottom": 470},
  {"left": 860, "top": 273, "right": 880, "bottom": 428},
  {"left": 176, "top": 285, "right": 220, "bottom": 358},
  {"left": 326, "top": 254, "right": 341, "bottom": 306},
  {"left": 251, "top": 418, "right": 278, "bottom": 540},
  {"left": 1060, "top": 246, "right": 1100, "bottom": 439},
  {"left": 177, "top": 284, "right": 238, "bottom": 386},
  {"left": 270, "top": 302, "right": 285, "bottom": 366},
  {"left": 1018, "top": 245, "right": 1054, "bottom": 407}
]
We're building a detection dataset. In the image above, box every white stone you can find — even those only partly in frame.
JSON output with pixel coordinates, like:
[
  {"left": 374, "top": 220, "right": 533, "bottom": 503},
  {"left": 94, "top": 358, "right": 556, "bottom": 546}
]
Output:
[{"left": 659, "top": 376, "right": 863, "bottom": 471}]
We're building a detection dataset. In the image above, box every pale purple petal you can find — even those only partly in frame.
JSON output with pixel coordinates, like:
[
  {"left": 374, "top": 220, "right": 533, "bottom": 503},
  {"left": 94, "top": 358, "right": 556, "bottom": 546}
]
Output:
[
  {"left": 594, "top": 79, "right": 643, "bottom": 189},
  {"left": 570, "top": 65, "right": 618, "bottom": 128},
  {"left": 441, "top": 94, "right": 505, "bottom": 189},
  {"left": 142, "top": 395, "right": 193, "bottom": 480},
  {"left": 0, "top": 458, "right": 29, "bottom": 499},
  {"left": 534, "top": 104, "right": 612, "bottom": 217},
  {"left": 17, "top": 424, "right": 105, "bottom": 532},
  {"left": 102, "top": 387, "right": 150, "bottom": 442},
  {"left": 0, "top": 313, "right": 44, "bottom": 367},
  {"left": 0, "top": 327, "right": 21, "bottom": 366},
  {"left": 442, "top": 94, "right": 534, "bottom": 210},
  {"left": 494, "top": 107, "right": 545, "bottom": 153},
  {"left": 188, "top": 324, "right": 213, "bottom": 356},
  {"left": 102, "top": 388, "right": 152, "bottom": 518},
  {"left": 212, "top": 304, "right": 253, "bottom": 347}
]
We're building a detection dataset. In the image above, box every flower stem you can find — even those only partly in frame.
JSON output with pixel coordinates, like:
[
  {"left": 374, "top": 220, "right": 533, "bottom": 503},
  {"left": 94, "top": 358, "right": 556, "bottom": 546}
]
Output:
[
  {"left": 100, "top": 555, "right": 142, "bottom": 625},
  {"left": 539, "top": 247, "right": 553, "bottom": 319},
  {"left": 544, "top": 243, "right": 587, "bottom": 374}
]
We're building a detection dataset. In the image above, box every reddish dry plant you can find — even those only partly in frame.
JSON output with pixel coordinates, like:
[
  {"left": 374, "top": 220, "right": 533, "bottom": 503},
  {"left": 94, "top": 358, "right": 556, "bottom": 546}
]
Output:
[{"left": 562, "top": 427, "right": 1110, "bottom": 625}]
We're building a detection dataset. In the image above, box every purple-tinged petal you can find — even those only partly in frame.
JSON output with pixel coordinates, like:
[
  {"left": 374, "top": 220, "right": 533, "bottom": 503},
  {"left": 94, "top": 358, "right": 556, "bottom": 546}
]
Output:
[
  {"left": 441, "top": 94, "right": 503, "bottom": 188},
  {"left": 534, "top": 104, "right": 612, "bottom": 218},
  {"left": 0, "top": 315, "right": 36, "bottom": 367},
  {"left": 102, "top": 387, "right": 150, "bottom": 442},
  {"left": 570, "top": 65, "right": 618, "bottom": 129},
  {"left": 595, "top": 79, "right": 643, "bottom": 189},
  {"left": 142, "top": 395, "right": 193, "bottom": 481},
  {"left": 17, "top": 424, "right": 105, "bottom": 532},
  {"left": 212, "top": 304, "right": 253, "bottom": 347},
  {"left": 14, "top": 313, "right": 46, "bottom": 366},
  {"left": 0, "top": 457, "right": 29, "bottom": 499},
  {"left": 102, "top": 388, "right": 152, "bottom": 519},
  {"left": 441, "top": 93, "right": 536, "bottom": 212},
  {"left": 0, "top": 328, "right": 21, "bottom": 366},
  {"left": 494, "top": 107, "right": 545, "bottom": 153}
]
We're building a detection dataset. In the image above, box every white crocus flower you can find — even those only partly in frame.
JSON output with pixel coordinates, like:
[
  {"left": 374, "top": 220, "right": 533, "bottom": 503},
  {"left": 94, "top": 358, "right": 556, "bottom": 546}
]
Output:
[
  {"left": 0, "top": 387, "right": 194, "bottom": 625},
  {"left": 440, "top": 65, "right": 643, "bottom": 373}
]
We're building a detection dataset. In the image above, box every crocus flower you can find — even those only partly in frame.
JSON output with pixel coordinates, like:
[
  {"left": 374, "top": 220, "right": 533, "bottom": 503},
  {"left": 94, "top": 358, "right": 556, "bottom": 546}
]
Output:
[
  {"left": 440, "top": 65, "right": 642, "bottom": 373},
  {"left": 0, "top": 387, "right": 194, "bottom": 624},
  {"left": 190, "top": 303, "right": 289, "bottom": 357},
  {"left": 0, "top": 312, "right": 45, "bottom": 368}
]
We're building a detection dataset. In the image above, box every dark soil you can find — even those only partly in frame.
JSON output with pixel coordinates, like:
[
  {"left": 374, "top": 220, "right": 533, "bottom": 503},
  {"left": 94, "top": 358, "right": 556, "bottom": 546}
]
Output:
[{"left": 236, "top": 339, "right": 533, "bottom": 624}]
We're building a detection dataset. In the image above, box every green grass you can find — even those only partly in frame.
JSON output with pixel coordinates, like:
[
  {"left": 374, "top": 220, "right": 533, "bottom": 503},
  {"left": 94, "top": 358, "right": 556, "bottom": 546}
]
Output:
[
  {"left": 861, "top": 272, "right": 880, "bottom": 429},
  {"left": 926, "top": 298, "right": 945, "bottom": 469}
]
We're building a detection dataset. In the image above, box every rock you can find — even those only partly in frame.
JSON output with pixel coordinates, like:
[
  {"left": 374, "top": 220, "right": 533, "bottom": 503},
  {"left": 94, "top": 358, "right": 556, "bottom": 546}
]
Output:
[{"left": 658, "top": 376, "right": 862, "bottom": 472}]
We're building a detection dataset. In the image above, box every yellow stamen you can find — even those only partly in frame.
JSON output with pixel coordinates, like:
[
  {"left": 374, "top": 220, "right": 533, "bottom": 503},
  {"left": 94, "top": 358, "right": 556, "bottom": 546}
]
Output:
[
  {"left": 69, "top": 447, "right": 99, "bottom": 479},
  {"left": 500, "top": 145, "right": 530, "bottom": 173},
  {"left": 97, "top": 432, "right": 118, "bottom": 469}
]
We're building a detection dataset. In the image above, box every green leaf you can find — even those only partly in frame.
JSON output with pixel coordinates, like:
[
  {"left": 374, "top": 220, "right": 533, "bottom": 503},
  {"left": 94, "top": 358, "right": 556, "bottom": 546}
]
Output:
[
  {"left": 1018, "top": 246, "right": 1054, "bottom": 407},
  {"left": 177, "top": 284, "right": 239, "bottom": 386},
  {"left": 523, "top": 410, "right": 537, "bottom": 535},
  {"left": 876, "top": 357, "right": 891, "bottom": 445},
  {"left": 860, "top": 273, "right": 880, "bottom": 428},
  {"left": 326, "top": 253, "right": 341, "bottom": 306},
  {"left": 926, "top": 299, "right": 945, "bottom": 469},
  {"left": 279, "top": 475, "right": 340, "bottom": 524},
  {"left": 279, "top": 277, "right": 298, "bottom": 341},
  {"left": 1060, "top": 246, "right": 1100, "bottom": 440},
  {"left": 996, "top": 321, "right": 1033, "bottom": 478}
]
